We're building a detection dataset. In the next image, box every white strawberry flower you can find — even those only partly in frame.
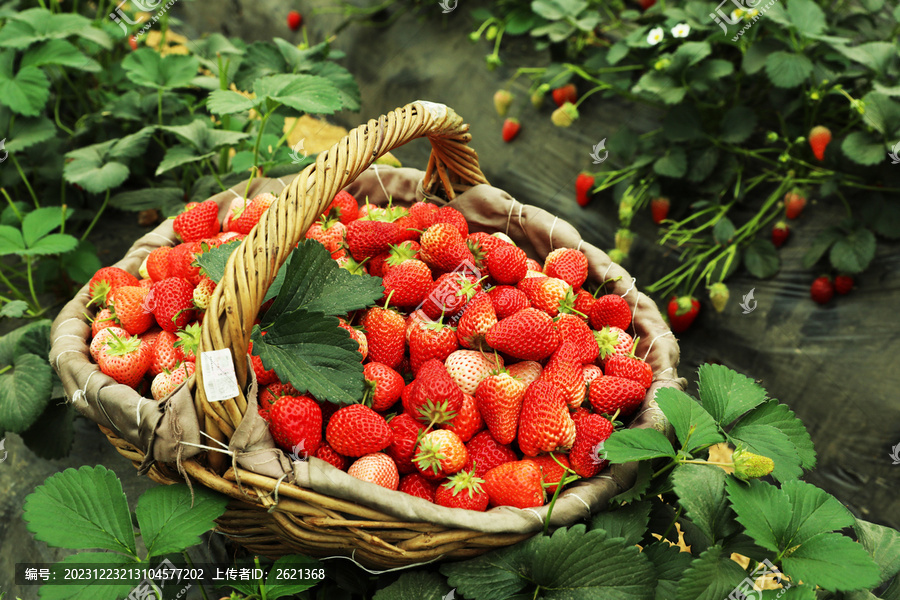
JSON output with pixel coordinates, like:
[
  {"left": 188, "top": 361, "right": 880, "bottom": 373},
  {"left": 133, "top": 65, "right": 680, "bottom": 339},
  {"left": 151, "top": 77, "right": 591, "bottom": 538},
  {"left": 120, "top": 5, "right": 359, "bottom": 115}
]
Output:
[
  {"left": 671, "top": 23, "right": 690, "bottom": 38},
  {"left": 647, "top": 27, "right": 664, "bottom": 46}
]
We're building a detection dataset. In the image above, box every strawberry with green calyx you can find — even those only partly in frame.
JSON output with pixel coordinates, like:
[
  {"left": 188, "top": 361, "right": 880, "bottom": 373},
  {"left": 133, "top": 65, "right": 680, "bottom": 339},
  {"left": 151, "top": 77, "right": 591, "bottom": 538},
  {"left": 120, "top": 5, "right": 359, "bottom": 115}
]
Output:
[
  {"left": 149, "top": 330, "right": 182, "bottom": 376},
  {"left": 363, "top": 362, "right": 404, "bottom": 412},
  {"left": 435, "top": 468, "right": 489, "bottom": 511},
  {"left": 399, "top": 472, "right": 438, "bottom": 501},
  {"left": 483, "top": 460, "right": 545, "bottom": 508},
  {"left": 420, "top": 271, "right": 483, "bottom": 319},
  {"left": 444, "top": 349, "right": 502, "bottom": 395},
  {"left": 463, "top": 430, "right": 517, "bottom": 477},
  {"left": 324, "top": 190, "right": 359, "bottom": 225},
  {"left": 305, "top": 215, "right": 347, "bottom": 259},
  {"left": 166, "top": 242, "right": 203, "bottom": 285},
  {"left": 440, "top": 392, "right": 483, "bottom": 443},
  {"left": 551, "top": 83, "right": 577, "bottom": 107},
  {"left": 518, "top": 380, "right": 577, "bottom": 456},
  {"left": 589, "top": 293, "right": 632, "bottom": 331},
  {"left": 524, "top": 453, "right": 571, "bottom": 494},
  {"left": 474, "top": 369, "right": 528, "bottom": 444},
  {"left": 456, "top": 292, "right": 497, "bottom": 350},
  {"left": 386, "top": 412, "right": 426, "bottom": 474},
  {"left": 486, "top": 307, "right": 561, "bottom": 361},
  {"left": 90, "top": 308, "right": 119, "bottom": 338},
  {"left": 551, "top": 102, "right": 579, "bottom": 127},
  {"left": 173, "top": 322, "right": 201, "bottom": 362},
  {"left": 493, "top": 90, "right": 513, "bottom": 116},
  {"left": 603, "top": 338, "right": 652, "bottom": 389},
  {"left": 336, "top": 255, "right": 368, "bottom": 276},
  {"left": 258, "top": 381, "right": 300, "bottom": 421},
  {"left": 784, "top": 190, "right": 807, "bottom": 219},
  {"left": 409, "top": 315, "right": 459, "bottom": 373},
  {"left": 348, "top": 453, "right": 399, "bottom": 490},
  {"left": 708, "top": 282, "right": 729, "bottom": 313},
  {"left": 108, "top": 285, "right": 153, "bottom": 335},
  {"left": 346, "top": 218, "right": 401, "bottom": 262},
  {"left": 808, "top": 125, "right": 832, "bottom": 161},
  {"left": 361, "top": 301, "right": 406, "bottom": 369},
  {"left": 650, "top": 197, "right": 670, "bottom": 224},
  {"left": 419, "top": 223, "right": 473, "bottom": 273},
  {"left": 487, "top": 285, "right": 530, "bottom": 320},
  {"left": 408, "top": 201, "right": 439, "bottom": 230},
  {"left": 408, "top": 358, "right": 464, "bottom": 429},
  {"left": 382, "top": 259, "right": 433, "bottom": 310},
  {"left": 414, "top": 429, "right": 468, "bottom": 479},
  {"left": 575, "top": 172, "right": 595, "bottom": 207},
  {"left": 517, "top": 276, "right": 571, "bottom": 317},
  {"left": 667, "top": 295, "right": 700, "bottom": 333},
  {"left": 150, "top": 361, "right": 195, "bottom": 401},
  {"left": 594, "top": 325, "right": 633, "bottom": 365},
  {"left": 568, "top": 413, "right": 614, "bottom": 478},
  {"left": 173, "top": 199, "right": 220, "bottom": 243},
  {"left": 382, "top": 241, "right": 422, "bottom": 275},
  {"left": 149, "top": 277, "right": 195, "bottom": 333},
  {"left": 97, "top": 329, "right": 152, "bottom": 388},
  {"left": 269, "top": 394, "right": 322, "bottom": 455},
  {"left": 810, "top": 276, "right": 834, "bottom": 304},
  {"left": 772, "top": 221, "right": 790, "bottom": 247},
  {"left": 90, "top": 326, "right": 128, "bottom": 362},
  {"left": 501, "top": 118, "right": 520, "bottom": 143},
  {"left": 88, "top": 267, "right": 140, "bottom": 308},
  {"left": 544, "top": 248, "right": 588, "bottom": 290},
  {"left": 326, "top": 404, "right": 393, "bottom": 457},
  {"left": 555, "top": 313, "right": 598, "bottom": 364}
]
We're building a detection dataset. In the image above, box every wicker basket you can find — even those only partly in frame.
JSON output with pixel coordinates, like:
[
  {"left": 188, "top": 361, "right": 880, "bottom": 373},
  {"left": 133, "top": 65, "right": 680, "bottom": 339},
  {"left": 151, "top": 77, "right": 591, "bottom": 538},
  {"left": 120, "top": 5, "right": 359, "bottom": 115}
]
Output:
[{"left": 51, "top": 101, "right": 682, "bottom": 568}]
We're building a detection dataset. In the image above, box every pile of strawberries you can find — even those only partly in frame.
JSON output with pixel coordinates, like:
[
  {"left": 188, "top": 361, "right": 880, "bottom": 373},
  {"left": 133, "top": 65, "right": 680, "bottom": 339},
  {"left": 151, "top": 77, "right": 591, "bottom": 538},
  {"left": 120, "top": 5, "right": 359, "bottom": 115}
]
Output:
[{"left": 85, "top": 188, "right": 656, "bottom": 513}]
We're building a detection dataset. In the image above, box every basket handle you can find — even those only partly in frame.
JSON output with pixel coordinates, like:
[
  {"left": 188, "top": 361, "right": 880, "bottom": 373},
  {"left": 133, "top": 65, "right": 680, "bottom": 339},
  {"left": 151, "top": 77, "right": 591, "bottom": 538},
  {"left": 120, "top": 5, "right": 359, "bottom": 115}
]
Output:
[{"left": 194, "top": 102, "right": 488, "bottom": 437}]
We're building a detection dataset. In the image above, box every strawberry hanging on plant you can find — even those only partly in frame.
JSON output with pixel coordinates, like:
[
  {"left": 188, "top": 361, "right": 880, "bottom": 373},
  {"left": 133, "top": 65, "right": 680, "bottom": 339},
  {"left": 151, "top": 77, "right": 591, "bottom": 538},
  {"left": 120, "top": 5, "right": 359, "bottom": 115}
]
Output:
[
  {"left": 501, "top": 118, "right": 520, "bottom": 143},
  {"left": 551, "top": 83, "right": 577, "bottom": 107},
  {"left": 650, "top": 197, "right": 670, "bottom": 224},
  {"left": 772, "top": 221, "right": 790, "bottom": 247},
  {"left": 493, "top": 90, "right": 513, "bottom": 116},
  {"left": 808, "top": 125, "right": 832, "bottom": 161},
  {"left": 784, "top": 190, "right": 807, "bottom": 219},
  {"left": 810, "top": 276, "right": 834, "bottom": 305},
  {"left": 575, "top": 172, "right": 595, "bottom": 207},
  {"left": 286, "top": 10, "right": 303, "bottom": 31},
  {"left": 667, "top": 295, "right": 700, "bottom": 333}
]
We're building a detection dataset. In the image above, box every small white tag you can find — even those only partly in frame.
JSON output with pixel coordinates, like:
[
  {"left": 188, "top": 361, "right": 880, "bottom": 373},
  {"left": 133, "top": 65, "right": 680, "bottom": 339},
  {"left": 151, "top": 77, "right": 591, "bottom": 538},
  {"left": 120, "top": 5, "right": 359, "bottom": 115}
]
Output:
[
  {"left": 415, "top": 100, "right": 448, "bottom": 120},
  {"left": 201, "top": 349, "right": 241, "bottom": 402}
]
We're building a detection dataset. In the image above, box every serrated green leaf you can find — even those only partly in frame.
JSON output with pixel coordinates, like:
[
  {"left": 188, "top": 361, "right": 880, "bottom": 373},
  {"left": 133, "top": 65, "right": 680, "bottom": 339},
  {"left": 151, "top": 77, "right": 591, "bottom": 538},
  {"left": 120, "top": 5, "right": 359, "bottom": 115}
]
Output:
[
  {"left": 737, "top": 400, "right": 815, "bottom": 469},
  {"left": 692, "top": 59, "right": 734, "bottom": 81},
  {"left": 0, "top": 299, "right": 29, "bottom": 318},
  {"left": 644, "top": 541, "right": 692, "bottom": 600},
  {"left": 0, "top": 224, "right": 26, "bottom": 255},
  {"left": 841, "top": 131, "right": 887, "bottom": 166},
  {"left": 590, "top": 501, "right": 651, "bottom": 546},
  {"left": 786, "top": 0, "right": 826, "bottom": 35},
  {"left": 38, "top": 552, "right": 138, "bottom": 600},
  {"left": 373, "top": 570, "right": 453, "bottom": 600},
  {"left": 782, "top": 533, "right": 882, "bottom": 591},
  {"left": 23, "top": 465, "right": 137, "bottom": 555},
  {"left": 59, "top": 240, "right": 102, "bottom": 284},
  {"left": 829, "top": 227, "right": 876, "bottom": 274},
  {"left": 263, "top": 240, "right": 384, "bottom": 321},
  {"left": 759, "top": 585, "right": 817, "bottom": 599},
  {"left": 860, "top": 196, "right": 900, "bottom": 240},
  {"left": 604, "top": 428, "right": 677, "bottom": 463},
  {"left": 442, "top": 525, "right": 656, "bottom": 600},
  {"left": 64, "top": 138, "right": 136, "bottom": 194},
  {"left": 743, "top": 239, "right": 780, "bottom": 278},
  {"left": 0, "top": 53, "right": 50, "bottom": 117},
  {"left": 714, "top": 218, "right": 735, "bottom": 245},
  {"left": 207, "top": 89, "right": 259, "bottom": 115},
  {"left": 672, "top": 41, "right": 712, "bottom": 70},
  {"left": 834, "top": 42, "right": 897, "bottom": 75},
  {"left": 109, "top": 127, "right": 155, "bottom": 160},
  {"left": 719, "top": 107, "right": 757, "bottom": 144},
  {"left": 135, "top": 484, "right": 227, "bottom": 557},
  {"left": 0, "top": 353, "right": 52, "bottom": 432},
  {"left": 653, "top": 388, "right": 723, "bottom": 452},
  {"left": 854, "top": 518, "right": 900, "bottom": 584},
  {"left": 654, "top": 148, "right": 687, "bottom": 178},
  {"left": 675, "top": 545, "right": 747, "bottom": 600},
  {"left": 765, "top": 51, "right": 813, "bottom": 88},
  {"left": 633, "top": 71, "right": 686, "bottom": 105},
  {"left": 259, "top": 555, "right": 327, "bottom": 599},
  {"left": 781, "top": 480, "right": 854, "bottom": 546},
  {"left": 22, "top": 206, "right": 66, "bottom": 246},
  {"left": 5, "top": 115, "right": 56, "bottom": 152},
  {"left": 21, "top": 39, "right": 99, "bottom": 71},
  {"left": 860, "top": 92, "right": 900, "bottom": 135},
  {"left": 506, "top": 8, "right": 538, "bottom": 35},
  {"left": 697, "top": 364, "right": 768, "bottom": 425},
  {"left": 743, "top": 39, "right": 781, "bottom": 75},
  {"left": 122, "top": 48, "right": 200, "bottom": 89},
  {"left": 687, "top": 146, "right": 719, "bottom": 183},
  {"left": 309, "top": 61, "right": 361, "bottom": 112},
  {"left": 0, "top": 319, "right": 49, "bottom": 358},
  {"left": 110, "top": 187, "right": 185, "bottom": 214},
  {"left": 251, "top": 317, "right": 366, "bottom": 405},
  {"left": 725, "top": 478, "right": 792, "bottom": 553},
  {"left": 728, "top": 422, "right": 804, "bottom": 481},
  {"left": 802, "top": 227, "right": 842, "bottom": 269},
  {"left": 160, "top": 119, "right": 251, "bottom": 153},
  {"left": 672, "top": 464, "right": 734, "bottom": 545},
  {"left": 23, "top": 233, "right": 78, "bottom": 256},
  {"left": 156, "top": 145, "right": 215, "bottom": 176},
  {"left": 607, "top": 42, "right": 630, "bottom": 65},
  {"left": 610, "top": 460, "right": 653, "bottom": 504},
  {"left": 0, "top": 8, "right": 108, "bottom": 49},
  {"left": 254, "top": 73, "right": 346, "bottom": 115}
]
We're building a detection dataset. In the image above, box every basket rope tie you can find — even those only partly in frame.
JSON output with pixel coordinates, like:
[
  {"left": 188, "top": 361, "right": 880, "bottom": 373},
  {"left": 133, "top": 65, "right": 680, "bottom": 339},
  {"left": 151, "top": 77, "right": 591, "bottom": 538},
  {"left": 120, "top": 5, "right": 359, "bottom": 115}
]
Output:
[
  {"left": 53, "top": 333, "right": 84, "bottom": 344},
  {"left": 55, "top": 316, "right": 85, "bottom": 330},
  {"left": 570, "top": 493, "right": 593, "bottom": 517},
  {"left": 371, "top": 164, "right": 391, "bottom": 201},
  {"left": 642, "top": 331, "right": 675, "bottom": 362},
  {"left": 66, "top": 368, "right": 98, "bottom": 407},
  {"left": 127, "top": 247, "right": 152, "bottom": 258},
  {"left": 517, "top": 201, "right": 525, "bottom": 231},
  {"left": 267, "top": 472, "right": 291, "bottom": 512},
  {"left": 227, "top": 188, "right": 244, "bottom": 200},
  {"left": 523, "top": 508, "right": 543, "bottom": 524},
  {"left": 146, "top": 232, "right": 177, "bottom": 245},
  {"left": 576, "top": 239, "right": 584, "bottom": 252},
  {"left": 601, "top": 262, "right": 615, "bottom": 282},
  {"left": 504, "top": 198, "right": 520, "bottom": 236},
  {"left": 319, "top": 552, "right": 444, "bottom": 574},
  {"left": 547, "top": 216, "right": 559, "bottom": 251}
]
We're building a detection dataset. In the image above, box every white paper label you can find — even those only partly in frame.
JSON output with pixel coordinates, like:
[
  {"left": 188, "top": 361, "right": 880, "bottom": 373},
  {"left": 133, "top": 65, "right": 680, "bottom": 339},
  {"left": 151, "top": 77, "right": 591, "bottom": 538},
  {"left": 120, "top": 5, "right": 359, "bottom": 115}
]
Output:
[{"left": 201, "top": 349, "right": 240, "bottom": 402}]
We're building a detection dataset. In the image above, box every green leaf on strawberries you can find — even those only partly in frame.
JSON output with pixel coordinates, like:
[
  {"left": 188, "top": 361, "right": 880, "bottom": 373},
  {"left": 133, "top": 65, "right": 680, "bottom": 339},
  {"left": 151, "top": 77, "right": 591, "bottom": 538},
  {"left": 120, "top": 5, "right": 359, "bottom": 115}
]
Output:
[
  {"left": 829, "top": 226, "right": 876, "bottom": 274},
  {"left": 135, "top": 484, "right": 227, "bottom": 558},
  {"left": 373, "top": 570, "right": 453, "bottom": 600},
  {"left": 675, "top": 545, "right": 747, "bottom": 600},
  {"left": 785, "top": 0, "right": 827, "bottom": 36},
  {"left": 743, "top": 239, "right": 780, "bottom": 278},
  {"left": 802, "top": 226, "right": 843, "bottom": 269},
  {"left": 713, "top": 218, "right": 735, "bottom": 245},
  {"left": 783, "top": 533, "right": 882, "bottom": 591},
  {"left": 644, "top": 541, "right": 692, "bottom": 598},
  {"left": 729, "top": 422, "right": 803, "bottom": 481},
  {"left": 719, "top": 107, "right": 757, "bottom": 144},
  {"left": 697, "top": 363, "right": 768, "bottom": 425},
  {"left": 841, "top": 131, "right": 887, "bottom": 166},
  {"left": 610, "top": 460, "right": 653, "bottom": 505},
  {"left": 854, "top": 518, "right": 900, "bottom": 584},
  {"left": 765, "top": 51, "right": 813, "bottom": 88},
  {"left": 441, "top": 524, "right": 655, "bottom": 600},
  {"left": 603, "top": 428, "right": 677, "bottom": 463},
  {"left": 654, "top": 148, "right": 687, "bottom": 178},
  {"left": 671, "top": 465, "right": 735, "bottom": 545},
  {"left": 654, "top": 388, "right": 723, "bottom": 452},
  {"left": 37, "top": 552, "right": 138, "bottom": 600},
  {"left": 122, "top": 48, "right": 200, "bottom": 90},
  {"left": 725, "top": 479, "right": 791, "bottom": 553},
  {"left": 0, "top": 51, "right": 50, "bottom": 116},
  {"left": 0, "top": 319, "right": 52, "bottom": 433},
  {"left": 735, "top": 400, "right": 815, "bottom": 469},
  {"left": 589, "top": 500, "right": 651, "bottom": 546}
]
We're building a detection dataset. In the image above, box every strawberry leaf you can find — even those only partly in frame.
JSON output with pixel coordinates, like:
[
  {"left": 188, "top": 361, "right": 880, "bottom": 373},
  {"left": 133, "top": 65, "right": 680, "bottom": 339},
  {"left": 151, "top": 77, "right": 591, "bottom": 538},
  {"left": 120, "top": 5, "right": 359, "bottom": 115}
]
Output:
[
  {"left": 37, "top": 552, "right": 138, "bottom": 600},
  {"left": 829, "top": 226, "right": 876, "bottom": 274},
  {"left": 589, "top": 500, "right": 651, "bottom": 546},
  {"left": 697, "top": 363, "right": 768, "bottom": 426},
  {"left": 671, "top": 464, "right": 736, "bottom": 546},
  {"left": 372, "top": 571, "right": 453, "bottom": 600},
  {"left": 782, "top": 533, "right": 882, "bottom": 591},
  {"left": 135, "top": 484, "right": 227, "bottom": 558},
  {"left": 653, "top": 388, "right": 723, "bottom": 453},
  {"left": 643, "top": 542, "right": 692, "bottom": 598},
  {"left": 674, "top": 545, "right": 747, "bottom": 600},
  {"left": 734, "top": 400, "right": 815, "bottom": 470},
  {"left": 743, "top": 239, "right": 780, "bottom": 278},
  {"left": 854, "top": 518, "right": 900, "bottom": 585},
  {"left": 603, "top": 428, "right": 677, "bottom": 463}
]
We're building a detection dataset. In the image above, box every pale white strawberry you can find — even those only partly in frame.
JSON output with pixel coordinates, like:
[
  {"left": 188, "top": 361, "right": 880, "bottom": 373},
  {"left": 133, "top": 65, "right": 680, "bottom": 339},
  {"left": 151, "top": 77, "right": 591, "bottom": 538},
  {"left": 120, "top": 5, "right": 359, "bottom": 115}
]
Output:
[
  {"left": 583, "top": 364, "right": 603, "bottom": 387},
  {"left": 507, "top": 361, "right": 542, "bottom": 386},
  {"left": 150, "top": 361, "right": 195, "bottom": 400},
  {"left": 445, "top": 350, "right": 504, "bottom": 395},
  {"left": 90, "top": 326, "right": 129, "bottom": 362}
]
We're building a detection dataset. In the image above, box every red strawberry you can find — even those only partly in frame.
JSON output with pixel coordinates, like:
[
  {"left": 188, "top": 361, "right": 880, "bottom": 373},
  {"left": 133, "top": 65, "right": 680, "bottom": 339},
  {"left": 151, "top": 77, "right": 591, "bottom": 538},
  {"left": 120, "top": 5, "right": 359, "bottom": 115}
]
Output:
[
  {"left": 604, "top": 352, "right": 653, "bottom": 389},
  {"left": 501, "top": 118, "right": 521, "bottom": 143},
  {"left": 414, "top": 429, "right": 468, "bottom": 478},
  {"left": 486, "top": 308, "right": 560, "bottom": 361},
  {"left": 150, "top": 361, "right": 194, "bottom": 400},
  {"left": 146, "top": 247, "right": 172, "bottom": 282},
  {"left": 326, "top": 404, "right": 393, "bottom": 457},
  {"left": 398, "top": 473, "right": 438, "bottom": 501},
  {"left": 444, "top": 349, "right": 502, "bottom": 395},
  {"left": 456, "top": 293, "right": 497, "bottom": 350},
  {"left": 228, "top": 193, "right": 274, "bottom": 234},
  {"left": 808, "top": 125, "right": 831, "bottom": 161},
  {"left": 506, "top": 360, "right": 542, "bottom": 386},
  {"left": 650, "top": 197, "right": 670, "bottom": 224},
  {"left": 474, "top": 371, "right": 527, "bottom": 444},
  {"left": 128, "top": 36, "right": 138, "bottom": 50},
  {"left": 382, "top": 241, "right": 422, "bottom": 275},
  {"left": 419, "top": 223, "right": 472, "bottom": 273},
  {"left": 583, "top": 364, "right": 603, "bottom": 386},
  {"left": 173, "top": 199, "right": 220, "bottom": 242},
  {"left": 409, "top": 318, "right": 459, "bottom": 373},
  {"left": 518, "top": 381, "right": 576, "bottom": 456},
  {"left": 89, "top": 267, "right": 140, "bottom": 307},
  {"left": 367, "top": 251, "right": 390, "bottom": 278},
  {"left": 483, "top": 461, "right": 544, "bottom": 508},
  {"left": 772, "top": 221, "right": 790, "bottom": 247},
  {"left": 96, "top": 329, "right": 151, "bottom": 388},
  {"left": 433, "top": 206, "right": 468, "bottom": 238},
  {"left": 594, "top": 325, "right": 633, "bottom": 365},
  {"left": 148, "top": 277, "right": 196, "bottom": 333},
  {"left": 258, "top": 381, "right": 299, "bottom": 420},
  {"left": 364, "top": 361, "right": 404, "bottom": 412},
  {"left": 348, "top": 453, "right": 399, "bottom": 490},
  {"left": 575, "top": 172, "right": 595, "bottom": 207},
  {"left": 638, "top": 0, "right": 657, "bottom": 9},
  {"left": 409, "top": 201, "right": 439, "bottom": 230},
  {"left": 90, "top": 326, "right": 129, "bottom": 362},
  {"left": 91, "top": 307, "right": 119, "bottom": 338},
  {"left": 463, "top": 430, "right": 517, "bottom": 477},
  {"left": 286, "top": 9, "right": 303, "bottom": 31},
  {"left": 269, "top": 395, "right": 322, "bottom": 455},
  {"left": 810, "top": 276, "right": 834, "bottom": 304},
  {"left": 467, "top": 231, "right": 510, "bottom": 263},
  {"left": 441, "top": 393, "right": 483, "bottom": 442},
  {"left": 524, "top": 453, "right": 570, "bottom": 493},
  {"left": 325, "top": 190, "right": 359, "bottom": 225},
  {"left": 420, "top": 271, "right": 481, "bottom": 319},
  {"left": 338, "top": 318, "right": 368, "bottom": 361},
  {"left": 408, "top": 359, "right": 464, "bottom": 427},
  {"left": 165, "top": 242, "right": 202, "bottom": 285},
  {"left": 784, "top": 191, "right": 807, "bottom": 220},
  {"left": 149, "top": 330, "right": 183, "bottom": 376},
  {"left": 382, "top": 259, "right": 433, "bottom": 309},
  {"left": 589, "top": 294, "right": 632, "bottom": 331},
  {"left": 517, "top": 277, "right": 571, "bottom": 317},
  {"left": 526, "top": 258, "right": 543, "bottom": 272},
  {"left": 435, "top": 468, "right": 489, "bottom": 511},
  {"left": 386, "top": 412, "right": 426, "bottom": 474},
  {"left": 569, "top": 413, "right": 614, "bottom": 478},
  {"left": 589, "top": 375, "right": 646, "bottom": 416},
  {"left": 555, "top": 314, "right": 598, "bottom": 364},
  {"left": 667, "top": 295, "right": 700, "bottom": 333},
  {"left": 361, "top": 306, "right": 406, "bottom": 369},
  {"left": 540, "top": 344, "right": 587, "bottom": 409},
  {"left": 305, "top": 217, "right": 347, "bottom": 259},
  {"left": 544, "top": 248, "right": 588, "bottom": 290},
  {"left": 486, "top": 244, "right": 527, "bottom": 285},
  {"left": 834, "top": 274, "right": 853, "bottom": 295},
  {"left": 346, "top": 219, "right": 401, "bottom": 261},
  {"left": 487, "top": 285, "right": 530, "bottom": 320},
  {"left": 551, "top": 83, "right": 577, "bottom": 107},
  {"left": 249, "top": 341, "right": 278, "bottom": 387},
  {"left": 314, "top": 442, "right": 349, "bottom": 471}
]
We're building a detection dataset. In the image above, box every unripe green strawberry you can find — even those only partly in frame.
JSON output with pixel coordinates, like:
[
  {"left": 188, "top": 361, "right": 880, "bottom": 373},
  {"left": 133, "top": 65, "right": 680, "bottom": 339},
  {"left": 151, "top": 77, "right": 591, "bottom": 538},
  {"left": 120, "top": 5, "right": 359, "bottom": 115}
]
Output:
[
  {"left": 732, "top": 448, "right": 775, "bottom": 479},
  {"left": 709, "top": 283, "right": 729, "bottom": 313},
  {"left": 551, "top": 102, "right": 579, "bottom": 127},
  {"left": 614, "top": 228, "right": 633, "bottom": 255},
  {"left": 493, "top": 90, "right": 513, "bottom": 116},
  {"left": 192, "top": 277, "right": 216, "bottom": 310}
]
